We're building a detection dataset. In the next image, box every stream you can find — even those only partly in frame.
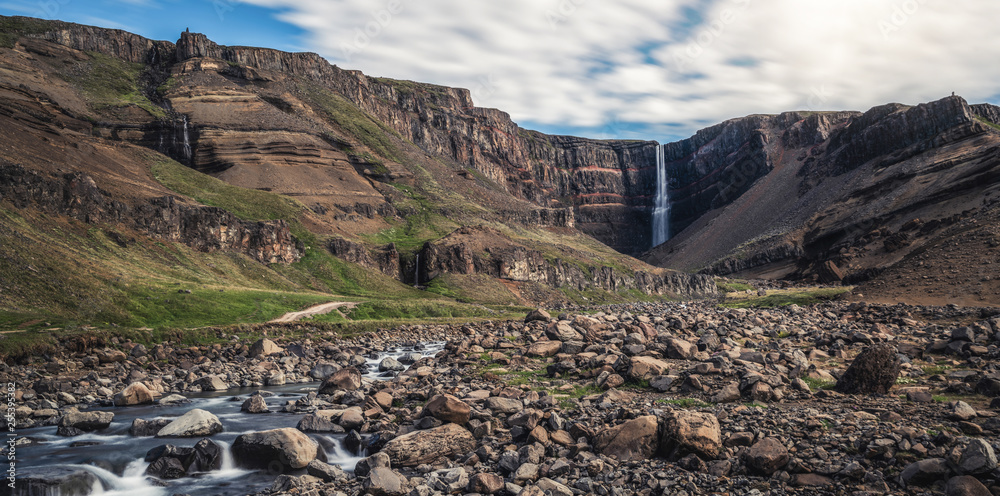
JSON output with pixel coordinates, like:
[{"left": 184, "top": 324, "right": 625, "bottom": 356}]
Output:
[{"left": 18, "top": 342, "right": 446, "bottom": 496}]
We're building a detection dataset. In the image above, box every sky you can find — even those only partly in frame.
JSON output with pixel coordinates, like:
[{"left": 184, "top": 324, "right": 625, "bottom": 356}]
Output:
[{"left": 2, "top": 0, "right": 998, "bottom": 142}]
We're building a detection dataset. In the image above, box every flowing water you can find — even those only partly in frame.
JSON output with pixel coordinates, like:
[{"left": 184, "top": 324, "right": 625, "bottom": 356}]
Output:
[
  {"left": 19, "top": 342, "right": 445, "bottom": 496},
  {"left": 180, "top": 115, "right": 192, "bottom": 162},
  {"left": 651, "top": 144, "right": 671, "bottom": 247}
]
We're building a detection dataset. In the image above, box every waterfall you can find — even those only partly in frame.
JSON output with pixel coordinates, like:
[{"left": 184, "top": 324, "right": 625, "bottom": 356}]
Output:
[
  {"left": 651, "top": 144, "right": 671, "bottom": 247},
  {"left": 413, "top": 254, "right": 420, "bottom": 287},
  {"left": 181, "top": 115, "right": 192, "bottom": 162},
  {"left": 70, "top": 462, "right": 165, "bottom": 496}
]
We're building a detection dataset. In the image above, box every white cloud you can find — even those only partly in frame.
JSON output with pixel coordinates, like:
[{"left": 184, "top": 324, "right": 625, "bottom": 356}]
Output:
[{"left": 240, "top": 0, "right": 1000, "bottom": 139}]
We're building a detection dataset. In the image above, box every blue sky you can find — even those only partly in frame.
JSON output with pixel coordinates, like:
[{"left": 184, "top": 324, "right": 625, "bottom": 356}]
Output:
[{"left": 2, "top": 0, "right": 998, "bottom": 142}]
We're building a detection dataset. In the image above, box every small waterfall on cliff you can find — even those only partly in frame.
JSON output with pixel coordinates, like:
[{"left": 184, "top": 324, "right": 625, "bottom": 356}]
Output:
[
  {"left": 181, "top": 115, "right": 192, "bottom": 162},
  {"left": 651, "top": 145, "right": 671, "bottom": 247},
  {"left": 413, "top": 253, "right": 420, "bottom": 287}
]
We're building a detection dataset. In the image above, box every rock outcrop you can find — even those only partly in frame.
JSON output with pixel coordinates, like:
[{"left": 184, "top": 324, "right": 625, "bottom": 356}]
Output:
[{"left": 0, "top": 163, "right": 301, "bottom": 264}]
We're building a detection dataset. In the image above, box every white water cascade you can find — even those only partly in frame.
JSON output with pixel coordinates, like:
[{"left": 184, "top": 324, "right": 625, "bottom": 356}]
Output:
[
  {"left": 413, "top": 253, "right": 420, "bottom": 287},
  {"left": 651, "top": 145, "right": 671, "bottom": 247},
  {"left": 180, "top": 115, "right": 192, "bottom": 162}
]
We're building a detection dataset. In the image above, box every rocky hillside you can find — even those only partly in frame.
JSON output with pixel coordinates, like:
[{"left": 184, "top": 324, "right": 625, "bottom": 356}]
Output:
[
  {"left": 644, "top": 96, "right": 1000, "bottom": 305},
  {"left": 0, "top": 16, "right": 715, "bottom": 328}
]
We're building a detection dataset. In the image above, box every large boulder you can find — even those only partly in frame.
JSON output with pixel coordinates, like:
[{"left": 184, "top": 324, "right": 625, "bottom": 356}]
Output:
[
  {"left": 318, "top": 367, "right": 362, "bottom": 394},
  {"left": 232, "top": 428, "right": 319, "bottom": 471},
  {"left": 241, "top": 394, "right": 270, "bottom": 414},
  {"left": 364, "top": 467, "right": 406, "bottom": 496},
  {"left": 744, "top": 437, "right": 790, "bottom": 476},
  {"left": 18, "top": 467, "right": 101, "bottom": 495},
  {"left": 901, "top": 458, "right": 951, "bottom": 487},
  {"left": 422, "top": 394, "right": 471, "bottom": 425},
  {"left": 629, "top": 356, "right": 671, "bottom": 381},
  {"left": 57, "top": 411, "right": 114, "bottom": 436},
  {"left": 835, "top": 344, "right": 900, "bottom": 394},
  {"left": 381, "top": 423, "right": 476, "bottom": 467},
  {"left": 297, "top": 413, "right": 345, "bottom": 433},
  {"left": 113, "top": 382, "right": 155, "bottom": 406},
  {"left": 196, "top": 375, "right": 228, "bottom": 392},
  {"left": 525, "top": 340, "right": 562, "bottom": 358},
  {"left": 951, "top": 438, "right": 998, "bottom": 475},
  {"left": 249, "top": 338, "right": 283, "bottom": 357},
  {"left": 545, "top": 322, "right": 583, "bottom": 342},
  {"left": 156, "top": 409, "right": 223, "bottom": 437},
  {"left": 594, "top": 415, "right": 660, "bottom": 461},
  {"left": 524, "top": 308, "right": 551, "bottom": 323},
  {"left": 659, "top": 411, "right": 722, "bottom": 460}
]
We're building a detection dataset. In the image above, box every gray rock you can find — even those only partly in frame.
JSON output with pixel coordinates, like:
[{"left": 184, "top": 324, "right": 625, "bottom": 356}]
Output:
[
  {"left": 57, "top": 411, "right": 114, "bottom": 437},
  {"left": 364, "top": 467, "right": 405, "bottom": 496},
  {"left": 901, "top": 458, "right": 951, "bottom": 486},
  {"left": 20, "top": 467, "right": 101, "bottom": 495},
  {"left": 378, "top": 356, "right": 404, "bottom": 372},
  {"left": 232, "top": 428, "right": 319, "bottom": 471},
  {"left": 129, "top": 418, "right": 172, "bottom": 437},
  {"left": 306, "top": 459, "right": 346, "bottom": 482},
  {"left": 241, "top": 394, "right": 270, "bottom": 414},
  {"left": 156, "top": 409, "right": 223, "bottom": 437},
  {"left": 956, "top": 438, "right": 997, "bottom": 475},
  {"left": 427, "top": 467, "right": 468, "bottom": 493}
]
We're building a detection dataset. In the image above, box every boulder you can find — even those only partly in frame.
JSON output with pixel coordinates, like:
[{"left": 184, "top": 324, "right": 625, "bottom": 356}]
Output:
[
  {"left": 525, "top": 340, "right": 562, "bottom": 357},
  {"left": 307, "top": 459, "right": 346, "bottom": 482},
  {"left": 422, "top": 394, "right": 471, "bottom": 425},
  {"left": 57, "top": 411, "right": 114, "bottom": 436},
  {"left": 901, "top": 458, "right": 951, "bottom": 486},
  {"left": 364, "top": 467, "right": 405, "bottom": 496},
  {"left": 946, "top": 475, "right": 992, "bottom": 496},
  {"left": 130, "top": 418, "right": 172, "bottom": 437},
  {"left": 196, "top": 375, "right": 228, "bottom": 392},
  {"left": 485, "top": 397, "right": 522, "bottom": 414},
  {"left": 744, "top": 437, "right": 790, "bottom": 476},
  {"left": 953, "top": 438, "right": 997, "bottom": 475},
  {"left": 378, "top": 357, "right": 404, "bottom": 372},
  {"left": 249, "top": 338, "right": 283, "bottom": 357},
  {"left": 159, "top": 394, "right": 189, "bottom": 405},
  {"left": 381, "top": 423, "right": 476, "bottom": 467},
  {"left": 545, "top": 322, "right": 583, "bottom": 342},
  {"left": 835, "top": 344, "right": 900, "bottom": 394},
  {"left": 113, "top": 382, "right": 155, "bottom": 406},
  {"left": 594, "top": 415, "right": 660, "bottom": 461},
  {"left": 427, "top": 467, "right": 469, "bottom": 493},
  {"left": 629, "top": 356, "right": 671, "bottom": 381},
  {"left": 232, "top": 428, "right": 319, "bottom": 471},
  {"left": 241, "top": 394, "right": 270, "bottom": 414},
  {"left": 266, "top": 370, "right": 285, "bottom": 386},
  {"left": 665, "top": 338, "right": 696, "bottom": 360},
  {"left": 468, "top": 472, "right": 504, "bottom": 494},
  {"left": 318, "top": 367, "right": 362, "bottom": 394},
  {"left": 297, "top": 413, "right": 345, "bottom": 433},
  {"left": 19, "top": 467, "right": 101, "bottom": 495},
  {"left": 156, "top": 409, "right": 223, "bottom": 437},
  {"left": 659, "top": 410, "right": 721, "bottom": 460},
  {"left": 524, "top": 308, "right": 551, "bottom": 323},
  {"left": 951, "top": 401, "right": 978, "bottom": 421}
]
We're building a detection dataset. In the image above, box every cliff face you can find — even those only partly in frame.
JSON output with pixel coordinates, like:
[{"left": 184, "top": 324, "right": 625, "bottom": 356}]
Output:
[
  {"left": 646, "top": 95, "right": 1000, "bottom": 297},
  {"left": 0, "top": 163, "right": 301, "bottom": 264}
]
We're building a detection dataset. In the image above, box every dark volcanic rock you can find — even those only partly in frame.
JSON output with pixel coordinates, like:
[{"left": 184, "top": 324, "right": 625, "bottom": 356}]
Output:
[{"left": 836, "top": 343, "right": 900, "bottom": 394}]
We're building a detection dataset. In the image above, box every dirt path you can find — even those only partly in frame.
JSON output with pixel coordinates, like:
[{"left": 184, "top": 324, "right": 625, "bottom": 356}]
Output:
[{"left": 269, "top": 301, "right": 358, "bottom": 323}]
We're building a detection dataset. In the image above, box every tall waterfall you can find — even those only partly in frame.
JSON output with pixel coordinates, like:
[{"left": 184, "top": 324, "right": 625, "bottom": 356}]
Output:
[
  {"left": 181, "top": 115, "right": 192, "bottom": 162},
  {"left": 651, "top": 145, "right": 671, "bottom": 247}
]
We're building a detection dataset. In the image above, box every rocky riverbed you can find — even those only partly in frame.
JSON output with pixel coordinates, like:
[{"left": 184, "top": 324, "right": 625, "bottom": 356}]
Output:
[{"left": 9, "top": 301, "right": 1000, "bottom": 496}]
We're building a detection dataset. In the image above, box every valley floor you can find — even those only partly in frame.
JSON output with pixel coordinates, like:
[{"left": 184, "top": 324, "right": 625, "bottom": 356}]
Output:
[{"left": 8, "top": 299, "right": 1000, "bottom": 496}]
